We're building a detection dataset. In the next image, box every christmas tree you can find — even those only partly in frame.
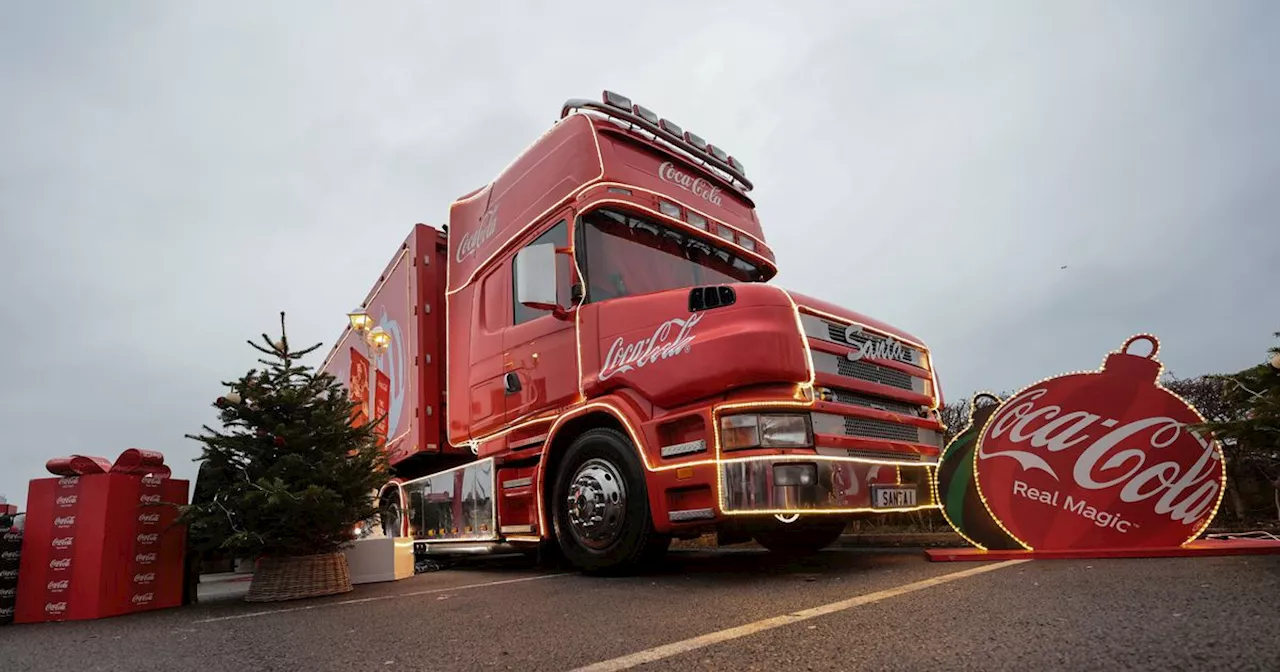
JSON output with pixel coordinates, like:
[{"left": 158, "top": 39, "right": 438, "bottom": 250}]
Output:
[
  {"left": 183, "top": 312, "right": 389, "bottom": 561},
  {"left": 1192, "top": 331, "right": 1280, "bottom": 520}
]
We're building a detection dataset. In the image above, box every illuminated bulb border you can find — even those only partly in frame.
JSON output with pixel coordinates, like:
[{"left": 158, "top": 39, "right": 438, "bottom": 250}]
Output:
[
  {"left": 969, "top": 334, "right": 1229, "bottom": 552},
  {"left": 932, "top": 391, "right": 1006, "bottom": 551}
]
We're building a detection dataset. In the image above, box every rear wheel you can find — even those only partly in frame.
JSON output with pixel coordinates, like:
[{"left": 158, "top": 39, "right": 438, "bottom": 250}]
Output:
[
  {"left": 750, "top": 515, "right": 848, "bottom": 555},
  {"left": 551, "top": 427, "right": 665, "bottom": 574}
]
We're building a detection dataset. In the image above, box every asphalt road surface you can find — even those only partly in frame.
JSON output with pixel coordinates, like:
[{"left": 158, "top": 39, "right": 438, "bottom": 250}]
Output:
[{"left": 2, "top": 547, "right": 1278, "bottom": 671}]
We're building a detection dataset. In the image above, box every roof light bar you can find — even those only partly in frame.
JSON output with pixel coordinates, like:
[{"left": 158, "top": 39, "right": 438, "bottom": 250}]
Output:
[
  {"left": 559, "top": 90, "right": 753, "bottom": 192},
  {"left": 633, "top": 104, "right": 659, "bottom": 125},
  {"left": 603, "top": 91, "right": 632, "bottom": 110}
]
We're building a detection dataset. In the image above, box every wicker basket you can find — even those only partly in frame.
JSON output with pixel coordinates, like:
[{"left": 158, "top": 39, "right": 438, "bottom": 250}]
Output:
[{"left": 245, "top": 552, "right": 354, "bottom": 603}]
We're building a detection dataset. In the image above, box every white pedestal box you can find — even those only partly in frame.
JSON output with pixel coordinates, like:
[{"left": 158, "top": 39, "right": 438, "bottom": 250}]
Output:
[{"left": 343, "top": 537, "right": 415, "bottom": 584}]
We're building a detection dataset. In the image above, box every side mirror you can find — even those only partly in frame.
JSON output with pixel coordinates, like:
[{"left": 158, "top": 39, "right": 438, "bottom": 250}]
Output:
[{"left": 514, "top": 242, "right": 559, "bottom": 312}]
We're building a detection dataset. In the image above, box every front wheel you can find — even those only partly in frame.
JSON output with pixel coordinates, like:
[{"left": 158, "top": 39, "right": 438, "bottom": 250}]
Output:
[
  {"left": 750, "top": 515, "right": 848, "bottom": 555},
  {"left": 551, "top": 427, "right": 665, "bottom": 574}
]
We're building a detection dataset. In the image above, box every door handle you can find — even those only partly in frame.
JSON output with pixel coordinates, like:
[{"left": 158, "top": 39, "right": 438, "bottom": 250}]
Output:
[{"left": 504, "top": 371, "right": 522, "bottom": 395}]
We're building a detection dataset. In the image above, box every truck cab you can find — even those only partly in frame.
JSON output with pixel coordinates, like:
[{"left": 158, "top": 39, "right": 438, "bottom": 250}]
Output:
[{"left": 330, "top": 91, "right": 945, "bottom": 573}]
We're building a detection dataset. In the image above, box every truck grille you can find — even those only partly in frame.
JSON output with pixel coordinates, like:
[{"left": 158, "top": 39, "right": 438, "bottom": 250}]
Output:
[
  {"left": 829, "top": 390, "right": 919, "bottom": 417},
  {"left": 836, "top": 358, "right": 915, "bottom": 391},
  {"left": 844, "top": 416, "right": 921, "bottom": 443}
]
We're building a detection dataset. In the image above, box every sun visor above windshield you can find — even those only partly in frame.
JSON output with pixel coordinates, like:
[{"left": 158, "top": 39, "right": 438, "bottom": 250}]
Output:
[{"left": 595, "top": 129, "right": 763, "bottom": 241}]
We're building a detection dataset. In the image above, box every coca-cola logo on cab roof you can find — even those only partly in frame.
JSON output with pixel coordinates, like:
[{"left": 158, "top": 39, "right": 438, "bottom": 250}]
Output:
[
  {"left": 455, "top": 202, "right": 499, "bottom": 263},
  {"left": 974, "top": 335, "right": 1226, "bottom": 551},
  {"left": 658, "top": 161, "right": 723, "bottom": 206}
]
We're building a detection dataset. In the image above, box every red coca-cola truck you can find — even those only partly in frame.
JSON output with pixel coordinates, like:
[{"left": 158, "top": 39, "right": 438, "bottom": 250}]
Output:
[{"left": 321, "top": 91, "right": 946, "bottom": 572}]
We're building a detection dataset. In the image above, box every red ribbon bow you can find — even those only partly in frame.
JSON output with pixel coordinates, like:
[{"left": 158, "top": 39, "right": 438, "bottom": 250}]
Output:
[{"left": 45, "top": 448, "right": 171, "bottom": 479}]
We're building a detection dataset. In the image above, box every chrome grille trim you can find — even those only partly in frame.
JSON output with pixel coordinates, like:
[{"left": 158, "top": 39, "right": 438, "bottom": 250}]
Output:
[
  {"left": 813, "top": 412, "right": 942, "bottom": 449},
  {"left": 799, "top": 314, "right": 923, "bottom": 367},
  {"left": 815, "top": 446, "right": 936, "bottom": 464},
  {"left": 812, "top": 351, "right": 927, "bottom": 395},
  {"left": 825, "top": 389, "right": 920, "bottom": 417}
]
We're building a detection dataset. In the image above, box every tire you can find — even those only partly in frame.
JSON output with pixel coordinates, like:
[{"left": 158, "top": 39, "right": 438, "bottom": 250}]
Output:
[
  {"left": 750, "top": 515, "right": 848, "bottom": 555},
  {"left": 551, "top": 427, "right": 664, "bottom": 574}
]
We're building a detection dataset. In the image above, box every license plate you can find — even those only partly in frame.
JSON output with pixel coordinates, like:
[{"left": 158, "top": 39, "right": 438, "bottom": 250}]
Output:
[{"left": 871, "top": 486, "right": 917, "bottom": 509}]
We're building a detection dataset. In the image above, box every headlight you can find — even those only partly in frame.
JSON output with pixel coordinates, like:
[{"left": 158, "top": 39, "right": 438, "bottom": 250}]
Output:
[{"left": 720, "top": 413, "right": 812, "bottom": 450}]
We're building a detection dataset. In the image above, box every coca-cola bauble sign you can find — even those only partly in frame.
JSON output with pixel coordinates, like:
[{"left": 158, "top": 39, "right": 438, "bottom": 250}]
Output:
[
  {"left": 973, "top": 335, "right": 1226, "bottom": 551},
  {"left": 934, "top": 393, "right": 1020, "bottom": 551}
]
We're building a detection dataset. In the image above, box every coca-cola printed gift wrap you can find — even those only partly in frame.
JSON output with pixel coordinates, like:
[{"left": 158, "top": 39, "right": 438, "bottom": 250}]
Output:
[
  {"left": 15, "top": 449, "right": 188, "bottom": 623},
  {"left": 972, "top": 335, "right": 1227, "bottom": 552},
  {"left": 1, "top": 520, "right": 21, "bottom": 625}
]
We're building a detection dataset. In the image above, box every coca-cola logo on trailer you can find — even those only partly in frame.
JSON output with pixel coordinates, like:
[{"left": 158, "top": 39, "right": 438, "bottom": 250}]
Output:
[
  {"left": 657, "top": 161, "right": 724, "bottom": 206},
  {"left": 974, "top": 335, "right": 1226, "bottom": 551},
  {"left": 598, "top": 313, "right": 703, "bottom": 382}
]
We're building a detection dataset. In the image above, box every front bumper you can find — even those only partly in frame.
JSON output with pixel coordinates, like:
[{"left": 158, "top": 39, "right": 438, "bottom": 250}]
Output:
[{"left": 718, "top": 455, "right": 937, "bottom": 514}]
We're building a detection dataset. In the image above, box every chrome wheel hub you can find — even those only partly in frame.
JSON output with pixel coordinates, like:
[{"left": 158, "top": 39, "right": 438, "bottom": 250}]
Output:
[{"left": 566, "top": 458, "right": 626, "bottom": 549}]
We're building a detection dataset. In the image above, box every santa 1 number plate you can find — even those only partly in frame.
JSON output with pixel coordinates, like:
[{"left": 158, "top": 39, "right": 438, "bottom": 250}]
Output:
[{"left": 871, "top": 486, "right": 917, "bottom": 509}]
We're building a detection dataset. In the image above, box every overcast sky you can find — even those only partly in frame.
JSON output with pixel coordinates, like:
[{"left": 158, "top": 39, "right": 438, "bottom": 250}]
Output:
[{"left": 2, "top": 1, "right": 1277, "bottom": 504}]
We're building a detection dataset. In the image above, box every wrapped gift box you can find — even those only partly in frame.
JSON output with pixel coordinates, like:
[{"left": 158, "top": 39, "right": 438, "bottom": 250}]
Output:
[{"left": 15, "top": 450, "right": 188, "bottom": 623}]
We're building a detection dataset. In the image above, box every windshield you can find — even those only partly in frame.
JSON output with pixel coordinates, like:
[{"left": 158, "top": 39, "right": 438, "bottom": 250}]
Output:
[{"left": 577, "top": 207, "right": 765, "bottom": 303}]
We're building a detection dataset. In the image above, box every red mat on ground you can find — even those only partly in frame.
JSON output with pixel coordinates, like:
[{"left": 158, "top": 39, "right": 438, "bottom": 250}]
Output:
[{"left": 925, "top": 538, "right": 1280, "bottom": 562}]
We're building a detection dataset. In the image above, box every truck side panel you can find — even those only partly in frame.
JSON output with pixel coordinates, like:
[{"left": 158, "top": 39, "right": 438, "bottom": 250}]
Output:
[{"left": 413, "top": 224, "right": 459, "bottom": 457}]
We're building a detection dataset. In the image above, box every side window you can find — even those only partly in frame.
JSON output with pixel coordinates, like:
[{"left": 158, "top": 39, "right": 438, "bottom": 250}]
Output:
[
  {"left": 513, "top": 219, "right": 571, "bottom": 325},
  {"left": 480, "top": 264, "right": 507, "bottom": 331}
]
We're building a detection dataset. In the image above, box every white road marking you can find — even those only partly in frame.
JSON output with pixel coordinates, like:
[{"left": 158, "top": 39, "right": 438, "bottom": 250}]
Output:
[
  {"left": 571, "top": 559, "right": 1031, "bottom": 672},
  {"left": 193, "top": 572, "right": 570, "bottom": 623}
]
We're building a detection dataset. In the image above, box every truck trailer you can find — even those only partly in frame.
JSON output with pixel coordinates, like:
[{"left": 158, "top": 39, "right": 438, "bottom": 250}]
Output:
[{"left": 321, "top": 91, "right": 946, "bottom": 573}]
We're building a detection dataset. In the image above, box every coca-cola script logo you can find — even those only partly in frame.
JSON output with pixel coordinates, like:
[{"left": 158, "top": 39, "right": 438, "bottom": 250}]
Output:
[
  {"left": 843, "top": 325, "right": 909, "bottom": 364},
  {"left": 137, "top": 512, "right": 161, "bottom": 525},
  {"left": 47, "top": 579, "right": 70, "bottom": 592},
  {"left": 0, "top": 587, "right": 15, "bottom": 599},
  {"left": 0, "top": 569, "right": 17, "bottom": 580},
  {"left": 0, "top": 550, "right": 20, "bottom": 561},
  {"left": 57, "top": 476, "right": 80, "bottom": 488},
  {"left": 55, "top": 495, "right": 78, "bottom": 507},
  {"left": 133, "top": 572, "right": 156, "bottom": 584},
  {"left": 598, "top": 313, "right": 703, "bottom": 382},
  {"left": 48, "top": 558, "right": 71, "bottom": 571},
  {"left": 657, "top": 161, "right": 724, "bottom": 206},
  {"left": 139, "top": 494, "right": 162, "bottom": 505},
  {"left": 54, "top": 515, "right": 76, "bottom": 528},
  {"left": 0, "top": 607, "right": 13, "bottom": 620},
  {"left": 45, "top": 601, "right": 68, "bottom": 614},
  {"left": 973, "top": 335, "right": 1226, "bottom": 551},
  {"left": 136, "top": 533, "right": 159, "bottom": 545},
  {"left": 455, "top": 202, "right": 499, "bottom": 263},
  {"left": 141, "top": 476, "right": 163, "bottom": 487},
  {"left": 50, "top": 537, "right": 74, "bottom": 550},
  {"left": 135, "top": 552, "right": 158, "bottom": 564},
  {"left": 131, "top": 592, "right": 154, "bottom": 605}
]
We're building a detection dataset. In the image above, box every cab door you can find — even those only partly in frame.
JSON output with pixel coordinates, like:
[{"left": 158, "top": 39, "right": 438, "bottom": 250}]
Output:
[{"left": 502, "top": 213, "right": 580, "bottom": 424}]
